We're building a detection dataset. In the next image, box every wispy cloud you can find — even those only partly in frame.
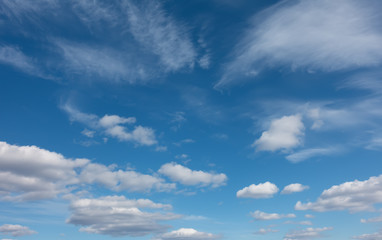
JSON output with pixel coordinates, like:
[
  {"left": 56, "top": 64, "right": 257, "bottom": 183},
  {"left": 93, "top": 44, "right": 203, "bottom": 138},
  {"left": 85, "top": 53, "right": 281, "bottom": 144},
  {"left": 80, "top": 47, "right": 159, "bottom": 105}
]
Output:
[
  {"left": 251, "top": 210, "right": 295, "bottom": 221},
  {"left": 217, "top": 0, "right": 382, "bottom": 88},
  {"left": 286, "top": 147, "right": 339, "bottom": 163},
  {"left": 124, "top": 0, "right": 197, "bottom": 72},
  {"left": 284, "top": 227, "right": 332, "bottom": 240}
]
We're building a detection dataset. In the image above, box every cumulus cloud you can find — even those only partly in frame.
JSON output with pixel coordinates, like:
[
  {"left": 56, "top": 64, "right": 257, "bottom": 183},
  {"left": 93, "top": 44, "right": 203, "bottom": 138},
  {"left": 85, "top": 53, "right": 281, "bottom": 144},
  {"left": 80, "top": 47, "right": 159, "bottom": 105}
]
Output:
[
  {"left": 154, "top": 228, "right": 219, "bottom": 240},
  {"left": 62, "top": 104, "right": 157, "bottom": 146},
  {"left": 353, "top": 231, "right": 382, "bottom": 240},
  {"left": 253, "top": 115, "right": 304, "bottom": 151},
  {"left": 286, "top": 147, "right": 338, "bottom": 163},
  {"left": 0, "top": 224, "right": 37, "bottom": 237},
  {"left": 236, "top": 182, "right": 278, "bottom": 199},
  {"left": 284, "top": 227, "right": 333, "bottom": 240},
  {"left": 295, "top": 174, "right": 382, "bottom": 212},
  {"left": 0, "top": 141, "right": 88, "bottom": 201},
  {"left": 79, "top": 163, "right": 175, "bottom": 193},
  {"left": 251, "top": 210, "right": 295, "bottom": 221},
  {"left": 216, "top": 0, "right": 382, "bottom": 88},
  {"left": 158, "top": 162, "right": 227, "bottom": 188},
  {"left": 281, "top": 183, "right": 309, "bottom": 194},
  {"left": 67, "top": 195, "right": 180, "bottom": 237},
  {"left": 0, "top": 141, "right": 175, "bottom": 201}
]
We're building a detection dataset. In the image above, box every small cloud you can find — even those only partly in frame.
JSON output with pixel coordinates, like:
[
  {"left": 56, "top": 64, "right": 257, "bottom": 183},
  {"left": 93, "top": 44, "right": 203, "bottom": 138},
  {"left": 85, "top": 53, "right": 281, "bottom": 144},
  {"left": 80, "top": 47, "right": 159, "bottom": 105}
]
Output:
[
  {"left": 281, "top": 183, "right": 309, "bottom": 194},
  {"left": 251, "top": 210, "right": 295, "bottom": 221},
  {"left": 237, "top": 182, "right": 278, "bottom": 199}
]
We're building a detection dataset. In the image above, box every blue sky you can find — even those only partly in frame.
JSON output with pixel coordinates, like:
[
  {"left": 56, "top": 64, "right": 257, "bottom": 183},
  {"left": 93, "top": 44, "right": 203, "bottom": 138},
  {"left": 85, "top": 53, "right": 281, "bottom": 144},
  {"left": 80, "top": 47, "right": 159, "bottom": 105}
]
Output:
[{"left": 1, "top": 0, "right": 382, "bottom": 239}]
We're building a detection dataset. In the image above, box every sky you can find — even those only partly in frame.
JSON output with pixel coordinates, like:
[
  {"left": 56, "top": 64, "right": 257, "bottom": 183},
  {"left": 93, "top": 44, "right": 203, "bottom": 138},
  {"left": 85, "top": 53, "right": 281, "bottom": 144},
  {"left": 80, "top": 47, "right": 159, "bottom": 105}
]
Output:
[{"left": 1, "top": 0, "right": 382, "bottom": 239}]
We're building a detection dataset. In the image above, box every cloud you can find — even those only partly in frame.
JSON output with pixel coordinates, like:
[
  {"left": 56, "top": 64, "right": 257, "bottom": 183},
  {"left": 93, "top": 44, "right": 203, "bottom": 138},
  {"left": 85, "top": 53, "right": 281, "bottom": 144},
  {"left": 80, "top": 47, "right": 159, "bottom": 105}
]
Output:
[
  {"left": 67, "top": 195, "right": 180, "bottom": 237},
  {"left": 286, "top": 148, "right": 338, "bottom": 163},
  {"left": 55, "top": 40, "right": 150, "bottom": 83},
  {"left": 251, "top": 210, "right": 295, "bottom": 221},
  {"left": 0, "top": 45, "right": 43, "bottom": 77},
  {"left": 0, "top": 224, "right": 37, "bottom": 237},
  {"left": 281, "top": 183, "right": 309, "bottom": 194},
  {"left": 0, "top": 140, "right": 175, "bottom": 201},
  {"left": 254, "top": 228, "right": 279, "bottom": 235},
  {"left": 158, "top": 162, "right": 227, "bottom": 188},
  {"left": 353, "top": 231, "right": 382, "bottom": 240},
  {"left": 124, "top": 0, "right": 196, "bottom": 72},
  {"left": 361, "top": 215, "right": 382, "bottom": 223},
  {"left": 295, "top": 174, "right": 382, "bottom": 212},
  {"left": 154, "top": 228, "right": 220, "bottom": 240},
  {"left": 284, "top": 227, "right": 333, "bottom": 240},
  {"left": 62, "top": 104, "right": 157, "bottom": 146},
  {"left": 0, "top": 141, "right": 88, "bottom": 201},
  {"left": 236, "top": 182, "right": 278, "bottom": 199},
  {"left": 253, "top": 115, "right": 304, "bottom": 151},
  {"left": 216, "top": 0, "right": 382, "bottom": 88},
  {"left": 284, "top": 220, "right": 312, "bottom": 226},
  {"left": 79, "top": 163, "right": 175, "bottom": 193}
]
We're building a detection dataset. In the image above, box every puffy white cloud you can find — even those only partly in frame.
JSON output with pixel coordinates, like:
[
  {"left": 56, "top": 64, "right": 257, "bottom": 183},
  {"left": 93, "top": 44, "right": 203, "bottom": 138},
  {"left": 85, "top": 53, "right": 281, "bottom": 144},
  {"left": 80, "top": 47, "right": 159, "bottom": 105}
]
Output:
[
  {"left": 286, "top": 148, "right": 338, "bottom": 163},
  {"left": 0, "top": 141, "right": 175, "bottom": 201},
  {"left": 281, "top": 183, "right": 309, "bottom": 194},
  {"left": 251, "top": 210, "right": 295, "bottom": 221},
  {"left": 67, "top": 195, "right": 180, "bottom": 237},
  {"left": 154, "top": 228, "right": 219, "bottom": 240},
  {"left": 0, "top": 224, "right": 37, "bottom": 237},
  {"left": 236, "top": 182, "right": 278, "bottom": 199},
  {"left": 62, "top": 104, "right": 157, "bottom": 146},
  {"left": 295, "top": 175, "right": 382, "bottom": 212},
  {"left": 253, "top": 115, "right": 304, "bottom": 151},
  {"left": 284, "top": 227, "right": 333, "bottom": 240},
  {"left": 216, "top": 0, "right": 382, "bottom": 88},
  {"left": 353, "top": 231, "right": 382, "bottom": 240},
  {"left": 0, "top": 141, "right": 88, "bottom": 201},
  {"left": 158, "top": 162, "right": 227, "bottom": 188}
]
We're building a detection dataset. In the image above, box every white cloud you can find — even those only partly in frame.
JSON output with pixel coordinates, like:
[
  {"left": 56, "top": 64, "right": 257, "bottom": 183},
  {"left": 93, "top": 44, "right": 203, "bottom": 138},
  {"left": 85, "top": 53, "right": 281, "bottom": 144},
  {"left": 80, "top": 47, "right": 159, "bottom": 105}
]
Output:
[
  {"left": 0, "top": 224, "right": 37, "bottom": 237},
  {"left": 281, "top": 183, "right": 309, "bottom": 194},
  {"left": 154, "top": 228, "right": 219, "bottom": 240},
  {"left": 124, "top": 0, "right": 196, "bottom": 72},
  {"left": 55, "top": 40, "right": 150, "bottom": 83},
  {"left": 254, "top": 228, "right": 279, "bottom": 235},
  {"left": 305, "top": 214, "right": 314, "bottom": 219},
  {"left": 81, "top": 129, "right": 95, "bottom": 138},
  {"left": 251, "top": 210, "right": 295, "bottom": 221},
  {"left": 295, "top": 174, "right": 382, "bottom": 212},
  {"left": 0, "top": 45, "right": 43, "bottom": 77},
  {"left": 284, "top": 220, "right": 312, "bottom": 226},
  {"left": 67, "top": 195, "right": 180, "bottom": 237},
  {"left": 0, "top": 141, "right": 175, "bottom": 201},
  {"left": 284, "top": 227, "right": 333, "bottom": 240},
  {"left": 236, "top": 182, "right": 278, "bottom": 199},
  {"left": 0, "top": 141, "right": 88, "bottom": 201},
  {"left": 353, "top": 231, "right": 382, "bottom": 240},
  {"left": 62, "top": 104, "right": 157, "bottom": 146},
  {"left": 286, "top": 147, "right": 338, "bottom": 163},
  {"left": 216, "top": 0, "right": 382, "bottom": 88},
  {"left": 253, "top": 115, "right": 304, "bottom": 151},
  {"left": 361, "top": 214, "right": 382, "bottom": 223},
  {"left": 158, "top": 162, "right": 227, "bottom": 188}
]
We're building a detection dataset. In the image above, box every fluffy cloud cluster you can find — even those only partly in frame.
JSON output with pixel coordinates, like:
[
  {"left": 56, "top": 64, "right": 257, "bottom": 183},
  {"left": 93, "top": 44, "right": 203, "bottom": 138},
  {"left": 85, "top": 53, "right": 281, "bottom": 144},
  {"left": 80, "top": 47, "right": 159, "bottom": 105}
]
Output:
[
  {"left": 217, "top": 0, "right": 382, "bottom": 88},
  {"left": 251, "top": 210, "right": 295, "bottom": 221},
  {"left": 63, "top": 104, "right": 157, "bottom": 146},
  {"left": 281, "top": 183, "right": 309, "bottom": 194},
  {"left": 0, "top": 141, "right": 88, "bottom": 201},
  {"left": 236, "top": 182, "right": 278, "bottom": 199},
  {"left": 154, "top": 228, "right": 219, "bottom": 240},
  {"left": 0, "top": 224, "right": 37, "bottom": 237},
  {"left": 295, "top": 175, "right": 382, "bottom": 212},
  {"left": 284, "top": 227, "right": 333, "bottom": 240},
  {"left": 253, "top": 115, "right": 304, "bottom": 151},
  {"left": 67, "top": 195, "right": 179, "bottom": 237},
  {"left": 158, "top": 162, "right": 227, "bottom": 187}
]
